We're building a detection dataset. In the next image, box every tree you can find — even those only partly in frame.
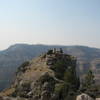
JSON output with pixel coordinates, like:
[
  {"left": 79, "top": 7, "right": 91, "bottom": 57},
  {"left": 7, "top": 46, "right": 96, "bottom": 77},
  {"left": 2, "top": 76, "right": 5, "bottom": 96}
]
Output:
[
  {"left": 83, "top": 70, "right": 95, "bottom": 89},
  {"left": 60, "top": 48, "right": 63, "bottom": 53},
  {"left": 64, "top": 66, "right": 80, "bottom": 91},
  {"left": 47, "top": 49, "right": 53, "bottom": 55},
  {"left": 80, "top": 70, "right": 99, "bottom": 98}
]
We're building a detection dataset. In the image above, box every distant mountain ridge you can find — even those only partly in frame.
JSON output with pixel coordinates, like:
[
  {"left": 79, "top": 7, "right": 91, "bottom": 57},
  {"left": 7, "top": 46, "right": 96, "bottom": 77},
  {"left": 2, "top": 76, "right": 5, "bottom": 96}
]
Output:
[{"left": 0, "top": 44, "right": 100, "bottom": 91}]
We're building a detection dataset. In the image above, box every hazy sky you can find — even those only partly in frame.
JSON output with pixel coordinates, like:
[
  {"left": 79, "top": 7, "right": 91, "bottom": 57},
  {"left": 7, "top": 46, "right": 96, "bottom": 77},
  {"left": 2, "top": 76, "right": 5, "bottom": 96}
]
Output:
[{"left": 0, "top": 0, "right": 100, "bottom": 50}]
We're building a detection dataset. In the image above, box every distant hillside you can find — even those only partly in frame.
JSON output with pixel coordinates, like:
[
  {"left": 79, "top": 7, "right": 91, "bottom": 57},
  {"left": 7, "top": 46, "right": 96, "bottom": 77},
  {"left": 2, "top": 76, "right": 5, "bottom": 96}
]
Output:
[{"left": 0, "top": 44, "right": 100, "bottom": 91}]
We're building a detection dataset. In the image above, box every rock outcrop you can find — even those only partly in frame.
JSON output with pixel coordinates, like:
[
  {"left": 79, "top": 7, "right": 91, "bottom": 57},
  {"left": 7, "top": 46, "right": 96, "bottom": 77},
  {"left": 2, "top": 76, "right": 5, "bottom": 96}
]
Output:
[
  {"left": 76, "top": 93, "right": 94, "bottom": 100},
  {"left": 0, "top": 49, "right": 80, "bottom": 100}
]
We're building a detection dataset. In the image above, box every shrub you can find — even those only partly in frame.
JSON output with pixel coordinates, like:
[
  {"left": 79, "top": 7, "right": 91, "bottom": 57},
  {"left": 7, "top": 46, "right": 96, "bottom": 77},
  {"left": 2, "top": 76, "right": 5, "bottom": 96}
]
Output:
[
  {"left": 54, "top": 83, "right": 69, "bottom": 100},
  {"left": 47, "top": 50, "right": 53, "bottom": 55},
  {"left": 64, "top": 67, "right": 80, "bottom": 91},
  {"left": 51, "top": 60, "right": 67, "bottom": 79},
  {"left": 17, "top": 61, "right": 30, "bottom": 73}
]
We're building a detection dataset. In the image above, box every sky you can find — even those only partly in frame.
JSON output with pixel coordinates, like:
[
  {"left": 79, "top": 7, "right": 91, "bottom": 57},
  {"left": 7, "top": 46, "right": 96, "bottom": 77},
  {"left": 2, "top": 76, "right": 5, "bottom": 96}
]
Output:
[{"left": 0, "top": 0, "right": 100, "bottom": 50}]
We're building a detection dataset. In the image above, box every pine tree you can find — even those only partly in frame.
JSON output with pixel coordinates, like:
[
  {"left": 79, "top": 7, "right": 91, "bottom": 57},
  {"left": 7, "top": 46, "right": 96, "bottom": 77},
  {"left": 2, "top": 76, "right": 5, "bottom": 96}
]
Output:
[
  {"left": 83, "top": 70, "right": 95, "bottom": 89},
  {"left": 64, "top": 66, "right": 80, "bottom": 91}
]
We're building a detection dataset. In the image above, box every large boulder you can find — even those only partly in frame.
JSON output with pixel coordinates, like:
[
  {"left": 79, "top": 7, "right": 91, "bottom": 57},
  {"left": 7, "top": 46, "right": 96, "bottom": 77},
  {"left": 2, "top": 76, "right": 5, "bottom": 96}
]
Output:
[{"left": 76, "top": 93, "right": 95, "bottom": 100}]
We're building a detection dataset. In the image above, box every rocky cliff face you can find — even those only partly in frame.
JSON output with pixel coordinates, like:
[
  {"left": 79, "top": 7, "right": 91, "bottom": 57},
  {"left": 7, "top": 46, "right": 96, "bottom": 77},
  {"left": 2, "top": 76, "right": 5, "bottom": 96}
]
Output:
[{"left": 0, "top": 49, "right": 79, "bottom": 100}]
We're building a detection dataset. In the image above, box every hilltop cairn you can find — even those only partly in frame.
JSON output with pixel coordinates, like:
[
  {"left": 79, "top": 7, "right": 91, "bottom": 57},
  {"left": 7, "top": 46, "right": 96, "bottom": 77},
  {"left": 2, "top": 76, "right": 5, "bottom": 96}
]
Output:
[{"left": 0, "top": 48, "right": 80, "bottom": 100}]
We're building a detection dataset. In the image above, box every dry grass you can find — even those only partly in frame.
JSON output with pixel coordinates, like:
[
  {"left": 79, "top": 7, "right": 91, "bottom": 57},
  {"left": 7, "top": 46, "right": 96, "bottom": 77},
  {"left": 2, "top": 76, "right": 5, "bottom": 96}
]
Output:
[{"left": 0, "top": 88, "right": 15, "bottom": 96}]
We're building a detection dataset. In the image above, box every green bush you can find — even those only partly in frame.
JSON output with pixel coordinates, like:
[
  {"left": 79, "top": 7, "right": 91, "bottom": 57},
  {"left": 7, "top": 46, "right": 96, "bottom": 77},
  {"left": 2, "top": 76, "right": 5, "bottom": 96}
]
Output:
[
  {"left": 51, "top": 60, "right": 67, "bottom": 79},
  {"left": 54, "top": 83, "right": 69, "bottom": 100},
  {"left": 83, "top": 70, "right": 95, "bottom": 89},
  {"left": 54, "top": 82, "right": 77, "bottom": 100},
  {"left": 47, "top": 50, "right": 53, "bottom": 55},
  {"left": 17, "top": 61, "right": 30, "bottom": 73},
  {"left": 64, "top": 68, "right": 80, "bottom": 91}
]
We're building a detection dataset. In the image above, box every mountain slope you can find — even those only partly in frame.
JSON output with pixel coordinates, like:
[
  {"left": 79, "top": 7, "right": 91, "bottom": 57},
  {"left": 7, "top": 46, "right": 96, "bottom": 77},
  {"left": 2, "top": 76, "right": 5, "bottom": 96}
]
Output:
[
  {"left": 0, "top": 44, "right": 100, "bottom": 91},
  {"left": 0, "top": 49, "right": 79, "bottom": 100}
]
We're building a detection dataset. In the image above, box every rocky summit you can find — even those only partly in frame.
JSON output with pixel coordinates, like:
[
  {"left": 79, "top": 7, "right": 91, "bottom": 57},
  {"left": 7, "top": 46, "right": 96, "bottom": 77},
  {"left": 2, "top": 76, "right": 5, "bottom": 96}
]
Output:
[{"left": 0, "top": 49, "right": 80, "bottom": 100}]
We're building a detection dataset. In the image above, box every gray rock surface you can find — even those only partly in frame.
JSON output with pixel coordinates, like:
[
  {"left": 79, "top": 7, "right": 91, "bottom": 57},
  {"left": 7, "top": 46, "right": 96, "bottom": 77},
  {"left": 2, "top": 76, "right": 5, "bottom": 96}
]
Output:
[{"left": 76, "top": 93, "right": 94, "bottom": 100}]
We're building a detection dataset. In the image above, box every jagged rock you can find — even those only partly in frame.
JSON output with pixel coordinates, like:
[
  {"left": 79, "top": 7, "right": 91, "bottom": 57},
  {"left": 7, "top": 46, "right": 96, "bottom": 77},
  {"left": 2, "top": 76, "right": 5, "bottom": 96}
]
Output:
[
  {"left": 32, "top": 95, "right": 40, "bottom": 100},
  {"left": 0, "top": 96, "right": 28, "bottom": 100},
  {"left": 30, "top": 72, "right": 56, "bottom": 100},
  {"left": 41, "top": 90, "right": 51, "bottom": 100}
]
